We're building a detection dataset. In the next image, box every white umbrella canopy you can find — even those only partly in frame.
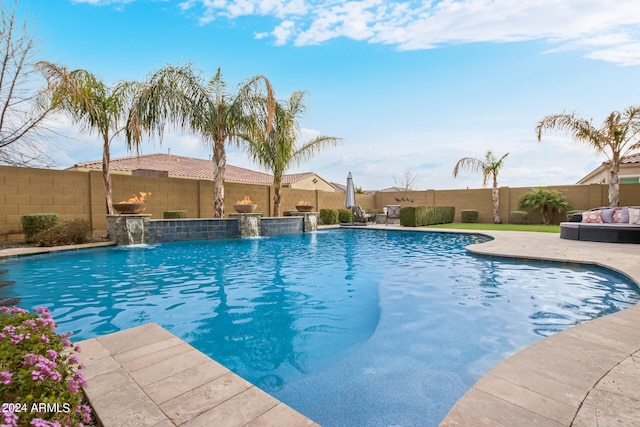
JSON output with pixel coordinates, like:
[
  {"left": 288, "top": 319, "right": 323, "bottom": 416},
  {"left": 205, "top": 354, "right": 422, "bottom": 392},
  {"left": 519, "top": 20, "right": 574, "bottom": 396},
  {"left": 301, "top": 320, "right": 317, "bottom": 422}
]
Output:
[{"left": 344, "top": 172, "right": 356, "bottom": 209}]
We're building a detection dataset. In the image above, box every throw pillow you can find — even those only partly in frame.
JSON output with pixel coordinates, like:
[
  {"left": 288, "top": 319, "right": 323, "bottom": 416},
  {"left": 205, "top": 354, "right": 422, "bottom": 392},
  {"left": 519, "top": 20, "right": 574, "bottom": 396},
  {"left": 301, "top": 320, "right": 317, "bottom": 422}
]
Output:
[
  {"left": 582, "top": 210, "right": 603, "bottom": 223},
  {"left": 601, "top": 208, "right": 616, "bottom": 223},
  {"left": 613, "top": 208, "right": 630, "bottom": 223},
  {"left": 629, "top": 208, "right": 640, "bottom": 224}
]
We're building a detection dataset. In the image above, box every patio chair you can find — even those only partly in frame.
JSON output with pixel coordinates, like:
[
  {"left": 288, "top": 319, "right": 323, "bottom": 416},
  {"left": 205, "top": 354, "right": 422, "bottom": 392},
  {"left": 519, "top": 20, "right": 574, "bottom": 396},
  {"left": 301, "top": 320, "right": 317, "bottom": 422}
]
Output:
[
  {"left": 353, "top": 205, "right": 372, "bottom": 224},
  {"left": 386, "top": 205, "right": 401, "bottom": 225}
]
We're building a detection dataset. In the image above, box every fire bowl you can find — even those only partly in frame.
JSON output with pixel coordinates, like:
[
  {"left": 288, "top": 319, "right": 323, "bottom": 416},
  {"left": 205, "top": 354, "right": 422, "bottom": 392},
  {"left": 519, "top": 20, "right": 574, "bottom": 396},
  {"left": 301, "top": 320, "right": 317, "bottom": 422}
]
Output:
[
  {"left": 113, "top": 203, "right": 146, "bottom": 214},
  {"left": 233, "top": 203, "right": 257, "bottom": 213},
  {"left": 295, "top": 205, "right": 314, "bottom": 212}
]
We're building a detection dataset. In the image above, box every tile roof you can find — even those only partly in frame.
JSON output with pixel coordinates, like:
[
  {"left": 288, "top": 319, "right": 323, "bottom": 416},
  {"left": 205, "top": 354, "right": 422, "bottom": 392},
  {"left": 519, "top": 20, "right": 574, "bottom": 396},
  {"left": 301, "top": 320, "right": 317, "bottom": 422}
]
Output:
[
  {"left": 623, "top": 153, "right": 640, "bottom": 164},
  {"left": 72, "top": 153, "right": 317, "bottom": 186}
]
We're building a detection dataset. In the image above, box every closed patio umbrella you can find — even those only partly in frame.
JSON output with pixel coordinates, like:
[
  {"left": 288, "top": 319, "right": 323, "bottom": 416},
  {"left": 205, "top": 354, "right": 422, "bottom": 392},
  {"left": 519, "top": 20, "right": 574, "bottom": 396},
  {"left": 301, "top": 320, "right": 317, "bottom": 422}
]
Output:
[
  {"left": 345, "top": 172, "right": 356, "bottom": 223},
  {"left": 345, "top": 172, "right": 355, "bottom": 209}
]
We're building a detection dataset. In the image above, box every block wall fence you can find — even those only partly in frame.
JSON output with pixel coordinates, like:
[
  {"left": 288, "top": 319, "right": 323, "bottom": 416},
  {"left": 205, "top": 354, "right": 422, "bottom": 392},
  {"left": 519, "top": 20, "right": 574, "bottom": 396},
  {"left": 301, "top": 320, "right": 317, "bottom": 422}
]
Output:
[{"left": 1, "top": 165, "right": 639, "bottom": 240}]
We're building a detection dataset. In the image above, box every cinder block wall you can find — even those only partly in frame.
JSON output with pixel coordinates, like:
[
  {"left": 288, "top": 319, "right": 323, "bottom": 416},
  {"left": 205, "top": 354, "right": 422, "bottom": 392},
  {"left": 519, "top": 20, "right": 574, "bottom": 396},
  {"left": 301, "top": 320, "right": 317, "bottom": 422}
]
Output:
[{"left": 2, "top": 165, "right": 639, "bottom": 240}]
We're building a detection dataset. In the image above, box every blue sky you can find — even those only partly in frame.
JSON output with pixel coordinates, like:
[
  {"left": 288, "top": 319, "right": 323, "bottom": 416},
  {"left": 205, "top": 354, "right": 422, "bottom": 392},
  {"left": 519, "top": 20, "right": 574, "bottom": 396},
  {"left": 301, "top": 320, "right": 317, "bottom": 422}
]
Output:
[{"left": 18, "top": 0, "right": 640, "bottom": 190}]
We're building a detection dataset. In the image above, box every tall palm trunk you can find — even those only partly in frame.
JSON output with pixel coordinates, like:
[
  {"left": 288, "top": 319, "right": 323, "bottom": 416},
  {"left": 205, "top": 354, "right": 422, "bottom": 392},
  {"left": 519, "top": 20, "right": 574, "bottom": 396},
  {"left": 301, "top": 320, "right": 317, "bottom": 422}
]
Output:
[
  {"left": 492, "top": 176, "right": 500, "bottom": 224},
  {"left": 102, "top": 133, "right": 113, "bottom": 215},
  {"left": 608, "top": 159, "right": 620, "bottom": 207},
  {"left": 273, "top": 176, "right": 282, "bottom": 217},
  {"left": 212, "top": 138, "right": 226, "bottom": 218}
]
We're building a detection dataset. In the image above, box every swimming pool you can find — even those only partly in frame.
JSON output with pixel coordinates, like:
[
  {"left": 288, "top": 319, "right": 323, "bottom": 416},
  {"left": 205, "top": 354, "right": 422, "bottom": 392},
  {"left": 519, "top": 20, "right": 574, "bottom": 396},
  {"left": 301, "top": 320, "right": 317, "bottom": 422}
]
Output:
[{"left": 1, "top": 229, "right": 638, "bottom": 426}]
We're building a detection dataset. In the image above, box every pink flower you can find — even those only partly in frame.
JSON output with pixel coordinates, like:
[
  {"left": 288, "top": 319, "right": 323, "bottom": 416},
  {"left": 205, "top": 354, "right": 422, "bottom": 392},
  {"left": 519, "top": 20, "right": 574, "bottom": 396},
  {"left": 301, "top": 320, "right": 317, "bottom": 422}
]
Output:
[
  {"left": 46, "top": 349, "right": 58, "bottom": 361},
  {"left": 40, "top": 333, "right": 50, "bottom": 344},
  {"left": 79, "top": 405, "right": 92, "bottom": 424},
  {"left": 10, "top": 333, "right": 29, "bottom": 344},
  {"left": 2, "top": 409, "right": 18, "bottom": 426},
  {"left": 74, "top": 371, "right": 87, "bottom": 388},
  {"left": 22, "top": 318, "right": 37, "bottom": 329},
  {"left": 67, "top": 378, "right": 79, "bottom": 393},
  {"left": 68, "top": 354, "right": 79, "bottom": 364},
  {"left": 23, "top": 353, "right": 37, "bottom": 366},
  {"left": 32, "top": 370, "right": 45, "bottom": 381},
  {"left": 30, "top": 418, "right": 62, "bottom": 427},
  {"left": 0, "top": 370, "right": 12, "bottom": 385}
]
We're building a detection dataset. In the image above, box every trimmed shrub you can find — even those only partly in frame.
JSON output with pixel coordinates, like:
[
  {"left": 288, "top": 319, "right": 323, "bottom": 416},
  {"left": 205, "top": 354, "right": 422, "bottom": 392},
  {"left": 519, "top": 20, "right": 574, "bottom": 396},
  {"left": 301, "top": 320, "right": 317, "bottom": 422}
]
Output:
[
  {"left": 460, "top": 210, "right": 478, "bottom": 223},
  {"left": 36, "top": 219, "right": 92, "bottom": 247},
  {"left": 510, "top": 210, "right": 529, "bottom": 224},
  {"left": 338, "top": 209, "right": 352, "bottom": 223},
  {"left": 163, "top": 210, "right": 187, "bottom": 219},
  {"left": 21, "top": 213, "right": 59, "bottom": 243},
  {"left": 0, "top": 306, "right": 92, "bottom": 426},
  {"left": 319, "top": 209, "right": 338, "bottom": 225},
  {"left": 400, "top": 206, "right": 455, "bottom": 227}
]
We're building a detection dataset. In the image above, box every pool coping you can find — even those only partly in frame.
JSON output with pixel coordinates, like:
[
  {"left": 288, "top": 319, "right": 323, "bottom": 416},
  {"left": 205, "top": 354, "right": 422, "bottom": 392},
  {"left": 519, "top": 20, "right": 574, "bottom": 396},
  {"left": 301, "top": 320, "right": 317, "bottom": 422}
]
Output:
[{"left": 5, "top": 226, "right": 640, "bottom": 425}]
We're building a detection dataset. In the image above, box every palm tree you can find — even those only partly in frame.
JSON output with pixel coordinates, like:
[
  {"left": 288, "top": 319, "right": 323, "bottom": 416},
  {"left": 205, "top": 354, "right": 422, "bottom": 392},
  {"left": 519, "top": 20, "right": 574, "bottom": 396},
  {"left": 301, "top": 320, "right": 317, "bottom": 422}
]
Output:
[
  {"left": 453, "top": 151, "right": 509, "bottom": 223},
  {"left": 36, "top": 62, "right": 132, "bottom": 214},
  {"left": 242, "top": 90, "right": 340, "bottom": 217},
  {"left": 126, "top": 65, "right": 275, "bottom": 218},
  {"left": 536, "top": 107, "right": 640, "bottom": 207},
  {"left": 518, "top": 188, "right": 572, "bottom": 225}
]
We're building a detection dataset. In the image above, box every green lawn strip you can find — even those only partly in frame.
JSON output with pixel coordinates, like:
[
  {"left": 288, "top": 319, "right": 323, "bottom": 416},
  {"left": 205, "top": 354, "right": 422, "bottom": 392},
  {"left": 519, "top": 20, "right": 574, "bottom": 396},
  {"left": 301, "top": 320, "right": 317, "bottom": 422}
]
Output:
[{"left": 426, "top": 223, "right": 561, "bottom": 233}]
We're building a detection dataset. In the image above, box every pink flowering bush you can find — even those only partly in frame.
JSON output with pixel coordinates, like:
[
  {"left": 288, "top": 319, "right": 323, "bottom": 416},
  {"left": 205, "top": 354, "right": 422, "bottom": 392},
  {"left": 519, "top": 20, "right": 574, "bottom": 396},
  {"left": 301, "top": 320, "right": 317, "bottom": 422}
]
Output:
[{"left": 0, "top": 306, "right": 92, "bottom": 426}]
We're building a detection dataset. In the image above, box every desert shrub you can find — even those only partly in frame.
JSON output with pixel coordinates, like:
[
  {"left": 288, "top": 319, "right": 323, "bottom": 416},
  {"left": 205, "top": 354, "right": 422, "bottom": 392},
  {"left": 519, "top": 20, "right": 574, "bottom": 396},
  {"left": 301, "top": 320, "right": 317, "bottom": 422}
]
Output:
[
  {"left": 460, "top": 210, "right": 478, "bottom": 223},
  {"left": 400, "top": 206, "right": 455, "bottom": 227},
  {"left": 338, "top": 209, "right": 352, "bottom": 223},
  {"left": 163, "top": 210, "right": 187, "bottom": 219},
  {"left": 0, "top": 306, "right": 92, "bottom": 426},
  {"left": 36, "top": 219, "right": 92, "bottom": 247},
  {"left": 319, "top": 209, "right": 338, "bottom": 225},
  {"left": 21, "top": 214, "right": 59, "bottom": 243},
  {"left": 510, "top": 210, "right": 529, "bottom": 224}
]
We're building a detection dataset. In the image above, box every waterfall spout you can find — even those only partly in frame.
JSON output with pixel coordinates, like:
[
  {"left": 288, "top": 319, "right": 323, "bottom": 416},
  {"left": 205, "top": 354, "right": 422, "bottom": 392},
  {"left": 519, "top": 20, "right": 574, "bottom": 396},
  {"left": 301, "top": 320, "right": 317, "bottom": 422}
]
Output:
[{"left": 125, "top": 217, "right": 145, "bottom": 245}]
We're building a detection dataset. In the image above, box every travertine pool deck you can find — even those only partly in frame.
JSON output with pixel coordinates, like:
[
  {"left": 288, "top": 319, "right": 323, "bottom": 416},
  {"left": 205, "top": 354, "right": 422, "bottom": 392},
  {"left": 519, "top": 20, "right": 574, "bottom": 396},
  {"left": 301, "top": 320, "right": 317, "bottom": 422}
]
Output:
[
  {"left": 77, "top": 323, "right": 318, "bottom": 427},
  {"left": 3, "top": 227, "right": 640, "bottom": 425}
]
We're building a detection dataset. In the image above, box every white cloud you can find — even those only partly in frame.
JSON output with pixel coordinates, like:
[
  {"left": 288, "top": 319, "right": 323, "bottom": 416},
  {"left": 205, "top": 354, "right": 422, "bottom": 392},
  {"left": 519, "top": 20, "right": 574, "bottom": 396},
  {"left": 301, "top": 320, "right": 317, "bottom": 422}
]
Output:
[{"left": 174, "top": 0, "right": 640, "bottom": 66}]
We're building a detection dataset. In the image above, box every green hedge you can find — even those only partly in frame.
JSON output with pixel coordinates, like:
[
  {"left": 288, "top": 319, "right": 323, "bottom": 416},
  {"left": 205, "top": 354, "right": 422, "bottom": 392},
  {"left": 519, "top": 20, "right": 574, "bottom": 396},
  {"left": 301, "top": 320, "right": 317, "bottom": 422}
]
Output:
[
  {"left": 338, "top": 209, "right": 352, "bottom": 223},
  {"left": 510, "top": 210, "right": 528, "bottom": 224},
  {"left": 163, "top": 210, "right": 187, "bottom": 219},
  {"left": 400, "top": 206, "right": 455, "bottom": 227},
  {"left": 21, "top": 213, "right": 59, "bottom": 243},
  {"left": 460, "top": 209, "right": 478, "bottom": 223},
  {"left": 319, "top": 209, "right": 338, "bottom": 225}
]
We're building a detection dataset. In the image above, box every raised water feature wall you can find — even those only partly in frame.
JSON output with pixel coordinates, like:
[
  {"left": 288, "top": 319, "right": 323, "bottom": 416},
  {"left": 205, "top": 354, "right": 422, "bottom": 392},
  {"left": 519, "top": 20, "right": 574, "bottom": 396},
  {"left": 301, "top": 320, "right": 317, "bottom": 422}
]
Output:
[
  {"left": 107, "top": 215, "right": 151, "bottom": 245},
  {"left": 107, "top": 213, "right": 319, "bottom": 245}
]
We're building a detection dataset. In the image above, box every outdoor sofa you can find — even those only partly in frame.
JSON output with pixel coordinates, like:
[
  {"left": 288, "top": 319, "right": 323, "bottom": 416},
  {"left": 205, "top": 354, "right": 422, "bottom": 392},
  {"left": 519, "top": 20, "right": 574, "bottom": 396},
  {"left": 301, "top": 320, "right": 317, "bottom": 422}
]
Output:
[{"left": 560, "top": 206, "right": 640, "bottom": 243}]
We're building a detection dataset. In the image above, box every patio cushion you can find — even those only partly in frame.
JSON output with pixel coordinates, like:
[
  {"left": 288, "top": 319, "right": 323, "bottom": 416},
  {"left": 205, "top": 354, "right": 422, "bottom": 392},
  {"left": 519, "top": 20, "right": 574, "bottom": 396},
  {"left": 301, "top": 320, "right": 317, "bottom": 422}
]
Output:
[
  {"left": 582, "top": 210, "right": 603, "bottom": 223},
  {"left": 601, "top": 208, "right": 616, "bottom": 223},
  {"left": 629, "top": 208, "right": 640, "bottom": 224},
  {"left": 613, "top": 208, "right": 629, "bottom": 223}
]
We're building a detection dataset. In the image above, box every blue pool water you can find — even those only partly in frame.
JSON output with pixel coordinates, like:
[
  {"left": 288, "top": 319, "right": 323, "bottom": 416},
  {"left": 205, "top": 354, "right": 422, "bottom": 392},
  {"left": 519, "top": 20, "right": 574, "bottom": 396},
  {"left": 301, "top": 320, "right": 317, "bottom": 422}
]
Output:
[{"left": 1, "top": 229, "right": 639, "bottom": 426}]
